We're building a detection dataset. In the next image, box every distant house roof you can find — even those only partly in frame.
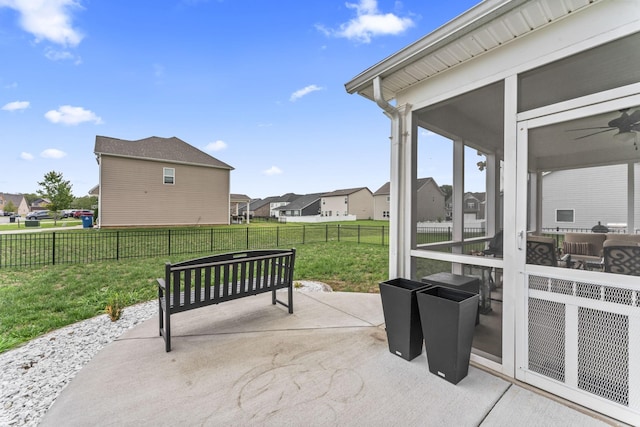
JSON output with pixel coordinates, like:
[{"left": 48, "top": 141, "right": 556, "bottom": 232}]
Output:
[
  {"left": 374, "top": 178, "right": 443, "bottom": 196},
  {"left": 94, "top": 135, "right": 233, "bottom": 170},
  {"left": 0, "top": 193, "right": 26, "bottom": 207},
  {"left": 230, "top": 194, "right": 251, "bottom": 203},
  {"left": 322, "top": 187, "right": 371, "bottom": 197},
  {"left": 276, "top": 193, "right": 324, "bottom": 211}
]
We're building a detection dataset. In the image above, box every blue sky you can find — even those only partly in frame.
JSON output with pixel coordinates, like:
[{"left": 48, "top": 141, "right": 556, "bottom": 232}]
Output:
[{"left": 0, "top": 0, "right": 481, "bottom": 199}]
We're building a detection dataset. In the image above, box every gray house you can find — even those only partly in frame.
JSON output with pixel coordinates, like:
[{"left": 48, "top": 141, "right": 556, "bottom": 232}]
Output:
[
  {"left": 321, "top": 187, "right": 373, "bottom": 220},
  {"left": 374, "top": 178, "right": 445, "bottom": 221},
  {"left": 277, "top": 193, "right": 323, "bottom": 217}
]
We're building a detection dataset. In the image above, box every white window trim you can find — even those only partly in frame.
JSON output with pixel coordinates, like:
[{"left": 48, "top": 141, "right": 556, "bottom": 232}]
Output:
[{"left": 163, "top": 167, "right": 175, "bottom": 185}]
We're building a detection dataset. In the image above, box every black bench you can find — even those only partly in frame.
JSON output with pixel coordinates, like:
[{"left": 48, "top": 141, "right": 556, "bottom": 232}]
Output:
[{"left": 157, "top": 249, "right": 296, "bottom": 352}]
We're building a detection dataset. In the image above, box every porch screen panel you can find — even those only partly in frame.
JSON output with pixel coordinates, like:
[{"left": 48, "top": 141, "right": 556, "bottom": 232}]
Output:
[{"left": 528, "top": 294, "right": 566, "bottom": 382}]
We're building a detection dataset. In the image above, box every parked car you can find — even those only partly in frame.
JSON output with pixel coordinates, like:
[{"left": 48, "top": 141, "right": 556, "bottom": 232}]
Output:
[
  {"left": 61, "top": 209, "right": 77, "bottom": 218},
  {"left": 73, "top": 210, "right": 94, "bottom": 218},
  {"left": 2, "top": 211, "right": 14, "bottom": 216},
  {"left": 26, "top": 210, "right": 52, "bottom": 220}
]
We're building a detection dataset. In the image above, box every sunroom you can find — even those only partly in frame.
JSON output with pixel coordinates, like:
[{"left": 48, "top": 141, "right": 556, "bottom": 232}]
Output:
[{"left": 346, "top": 0, "right": 640, "bottom": 424}]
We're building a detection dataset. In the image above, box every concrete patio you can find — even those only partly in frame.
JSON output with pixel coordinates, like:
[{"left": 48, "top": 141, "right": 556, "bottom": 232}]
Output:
[{"left": 41, "top": 291, "right": 620, "bottom": 426}]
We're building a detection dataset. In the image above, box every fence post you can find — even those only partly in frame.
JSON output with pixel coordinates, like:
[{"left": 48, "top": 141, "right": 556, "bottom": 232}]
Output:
[
  {"left": 358, "top": 225, "right": 360, "bottom": 243},
  {"left": 303, "top": 225, "right": 305, "bottom": 244},
  {"left": 338, "top": 224, "right": 341, "bottom": 242},
  {"left": 246, "top": 227, "right": 249, "bottom": 249},
  {"left": 448, "top": 227, "right": 452, "bottom": 241},
  {"left": 168, "top": 229, "right": 171, "bottom": 255},
  {"left": 325, "top": 224, "right": 328, "bottom": 242},
  {"left": 210, "top": 228, "right": 214, "bottom": 252},
  {"left": 277, "top": 226, "right": 280, "bottom": 247},
  {"left": 116, "top": 231, "right": 120, "bottom": 260},
  {"left": 52, "top": 232, "right": 56, "bottom": 265},
  {"left": 382, "top": 226, "right": 385, "bottom": 245}
]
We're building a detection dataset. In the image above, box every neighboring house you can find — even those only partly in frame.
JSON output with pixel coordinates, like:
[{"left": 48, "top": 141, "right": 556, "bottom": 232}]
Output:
[
  {"left": 30, "top": 198, "right": 51, "bottom": 211},
  {"left": 463, "top": 192, "right": 486, "bottom": 221},
  {"left": 0, "top": 193, "right": 29, "bottom": 215},
  {"left": 230, "top": 194, "right": 251, "bottom": 222},
  {"left": 245, "top": 198, "right": 275, "bottom": 218},
  {"left": 269, "top": 193, "right": 300, "bottom": 217},
  {"left": 542, "top": 164, "right": 640, "bottom": 231},
  {"left": 277, "top": 193, "right": 323, "bottom": 217},
  {"left": 373, "top": 178, "right": 445, "bottom": 221},
  {"left": 94, "top": 135, "right": 233, "bottom": 228},
  {"left": 321, "top": 187, "right": 373, "bottom": 220}
]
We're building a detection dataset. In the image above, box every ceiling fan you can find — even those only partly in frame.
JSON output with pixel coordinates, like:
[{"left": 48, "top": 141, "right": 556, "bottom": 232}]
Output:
[{"left": 567, "top": 108, "right": 640, "bottom": 150}]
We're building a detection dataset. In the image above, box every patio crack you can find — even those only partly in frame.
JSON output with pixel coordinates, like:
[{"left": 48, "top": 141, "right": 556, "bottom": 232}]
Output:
[{"left": 478, "top": 383, "right": 512, "bottom": 426}]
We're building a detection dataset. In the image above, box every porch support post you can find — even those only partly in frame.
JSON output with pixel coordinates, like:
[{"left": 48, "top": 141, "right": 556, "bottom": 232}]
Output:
[
  {"left": 246, "top": 200, "right": 250, "bottom": 224},
  {"left": 452, "top": 139, "right": 464, "bottom": 275},
  {"left": 485, "top": 152, "right": 498, "bottom": 236},
  {"left": 628, "top": 163, "right": 635, "bottom": 233}
]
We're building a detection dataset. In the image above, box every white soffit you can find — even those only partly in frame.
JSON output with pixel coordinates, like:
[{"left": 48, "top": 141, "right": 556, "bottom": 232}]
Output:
[{"left": 345, "top": 0, "right": 600, "bottom": 101}]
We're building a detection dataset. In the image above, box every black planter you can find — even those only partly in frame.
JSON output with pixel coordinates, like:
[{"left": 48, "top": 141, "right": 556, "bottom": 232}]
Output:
[
  {"left": 379, "top": 278, "right": 432, "bottom": 361},
  {"left": 417, "top": 286, "right": 479, "bottom": 384}
]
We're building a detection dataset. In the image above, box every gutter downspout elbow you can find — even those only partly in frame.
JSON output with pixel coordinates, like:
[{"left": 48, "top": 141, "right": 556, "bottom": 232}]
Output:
[{"left": 373, "top": 76, "right": 398, "bottom": 118}]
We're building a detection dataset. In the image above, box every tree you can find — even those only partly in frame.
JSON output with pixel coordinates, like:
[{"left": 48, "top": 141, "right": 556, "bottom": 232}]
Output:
[
  {"left": 440, "top": 185, "right": 452, "bottom": 201},
  {"left": 4, "top": 200, "right": 16, "bottom": 214},
  {"left": 37, "top": 171, "right": 74, "bottom": 224}
]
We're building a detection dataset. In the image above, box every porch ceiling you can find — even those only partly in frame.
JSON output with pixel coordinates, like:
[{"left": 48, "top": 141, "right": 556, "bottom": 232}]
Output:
[{"left": 345, "top": 0, "right": 600, "bottom": 102}]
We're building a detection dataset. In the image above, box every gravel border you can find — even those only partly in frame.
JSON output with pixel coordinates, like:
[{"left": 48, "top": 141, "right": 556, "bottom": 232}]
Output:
[{"left": 0, "top": 281, "right": 331, "bottom": 426}]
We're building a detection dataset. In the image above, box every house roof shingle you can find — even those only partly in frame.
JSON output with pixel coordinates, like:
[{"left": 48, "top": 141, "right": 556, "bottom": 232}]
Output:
[
  {"left": 322, "top": 187, "right": 370, "bottom": 197},
  {"left": 94, "top": 135, "right": 233, "bottom": 170},
  {"left": 277, "top": 193, "right": 324, "bottom": 211},
  {"left": 374, "top": 178, "right": 443, "bottom": 196}
]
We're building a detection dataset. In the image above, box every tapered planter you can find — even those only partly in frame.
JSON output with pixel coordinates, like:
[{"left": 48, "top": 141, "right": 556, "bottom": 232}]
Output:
[
  {"left": 417, "top": 286, "right": 479, "bottom": 384},
  {"left": 379, "top": 278, "right": 432, "bottom": 361}
]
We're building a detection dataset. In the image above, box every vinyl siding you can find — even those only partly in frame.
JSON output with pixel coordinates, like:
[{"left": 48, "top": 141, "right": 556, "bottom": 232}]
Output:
[
  {"left": 99, "top": 155, "right": 229, "bottom": 227},
  {"left": 542, "top": 164, "right": 640, "bottom": 231}
]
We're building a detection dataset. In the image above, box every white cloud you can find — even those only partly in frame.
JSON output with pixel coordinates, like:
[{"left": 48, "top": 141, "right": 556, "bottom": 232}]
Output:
[
  {"left": 20, "top": 152, "right": 34, "bottom": 160},
  {"left": 263, "top": 166, "right": 283, "bottom": 176},
  {"left": 2, "top": 100, "right": 30, "bottom": 111},
  {"left": 204, "top": 140, "right": 227, "bottom": 152},
  {"left": 290, "top": 84, "right": 324, "bottom": 102},
  {"left": 40, "top": 148, "right": 67, "bottom": 159},
  {"left": 44, "top": 105, "right": 103, "bottom": 125},
  {"left": 4, "top": 82, "right": 18, "bottom": 89},
  {"left": 44, "top": 47, "right": 82, "bottom": 64},
  {"left": 0, "top": 0, "right": 84, "bottom": 47},
  {"left": 317, "top": 0, "right": 414, "bottom": 43}
]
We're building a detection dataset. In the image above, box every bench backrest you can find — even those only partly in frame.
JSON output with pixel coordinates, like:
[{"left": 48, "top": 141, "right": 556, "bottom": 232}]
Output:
[{"left": 165, "top": 249, "right": 296, "bottom": 311}]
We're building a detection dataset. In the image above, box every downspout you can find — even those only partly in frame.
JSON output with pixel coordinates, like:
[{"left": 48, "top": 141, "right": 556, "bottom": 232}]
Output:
[{"left": 373, "top": 76, "right": 405, "bottom": 279}]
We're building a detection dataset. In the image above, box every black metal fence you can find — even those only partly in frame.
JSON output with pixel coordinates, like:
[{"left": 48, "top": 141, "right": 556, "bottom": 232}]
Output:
[{"left": 0, "top": 224, "right": 389, "bottom": 268}]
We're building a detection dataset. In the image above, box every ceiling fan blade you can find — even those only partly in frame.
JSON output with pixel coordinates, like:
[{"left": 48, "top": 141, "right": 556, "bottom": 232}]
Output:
[
  {"left": 565, "top": 126, "right": 613, "bottom": 132},
  {"left": 573, "top": 128, "right": 616, "bottom": 140}
]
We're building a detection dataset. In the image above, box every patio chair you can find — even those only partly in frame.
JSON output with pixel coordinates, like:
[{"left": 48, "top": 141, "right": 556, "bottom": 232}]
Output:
[
  {"left": 527, "top": 235, "right": 572, "bottom": 267},
  {"left": 603, "top": 240, "right": 640, "bottom": 276}
]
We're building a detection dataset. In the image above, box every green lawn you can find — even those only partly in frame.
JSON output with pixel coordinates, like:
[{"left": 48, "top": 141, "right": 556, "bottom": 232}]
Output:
[{"left": 0, "top": 241, "right": 391, "bottom": 353}]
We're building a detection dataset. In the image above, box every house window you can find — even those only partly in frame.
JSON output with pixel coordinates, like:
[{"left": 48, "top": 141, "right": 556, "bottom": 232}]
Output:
[
  {"left": 163, "top": 168, "right": 175, "bottom": 185},
  {"left": 344, "top": 197, "right": 348, "bottom": 204},
  {"left": 386, "top": 196, "right": 390, "bottom": 202},
  {"left": 556, "top": 209, "right": 574, "bottom": 223},
  {"left": 466, "top": 201, "right": 476, "bottom": 209}
]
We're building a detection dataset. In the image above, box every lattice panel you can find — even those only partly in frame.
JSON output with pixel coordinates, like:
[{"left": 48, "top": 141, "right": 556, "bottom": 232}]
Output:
[
  {"left": 530, "top": 274, "right": 638, "bottom": 306},
  {"left": 578, "top": 308, "right": 629, "bottom": 406},
  {"left": 528, "top": 297, "right": 565, "bottom": 382}
]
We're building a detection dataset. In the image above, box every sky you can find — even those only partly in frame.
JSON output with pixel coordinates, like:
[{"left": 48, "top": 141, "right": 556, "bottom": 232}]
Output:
[{"left": 0, "top": 0, "right": 482, "bottom": 200}]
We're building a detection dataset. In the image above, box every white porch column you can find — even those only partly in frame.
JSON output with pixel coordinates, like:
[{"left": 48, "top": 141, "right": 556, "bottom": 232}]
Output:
[
  {"left": 452, "top": 138, "right": 464, "bottom": 275},
  {"left": 628, "top": 163, "right": 635, "bottom": 233},
  {"left": 485, "top": 152, "right": 498, "bottom": 236}
]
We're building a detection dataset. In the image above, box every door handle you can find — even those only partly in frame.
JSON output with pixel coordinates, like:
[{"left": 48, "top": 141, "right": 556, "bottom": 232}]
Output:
[{"left": 517, "top": 230, "right": 524, "bottom": 250}]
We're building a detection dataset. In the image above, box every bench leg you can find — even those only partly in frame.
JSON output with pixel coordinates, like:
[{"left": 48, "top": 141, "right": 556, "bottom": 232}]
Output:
[{"left": 165, "top": 309, "right": 171, "bottom": 352}]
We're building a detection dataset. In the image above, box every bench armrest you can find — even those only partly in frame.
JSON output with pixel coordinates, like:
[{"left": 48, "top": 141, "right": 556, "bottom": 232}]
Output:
[{"left": 157, "top": 278, "right": 166, "bottom": 290}]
